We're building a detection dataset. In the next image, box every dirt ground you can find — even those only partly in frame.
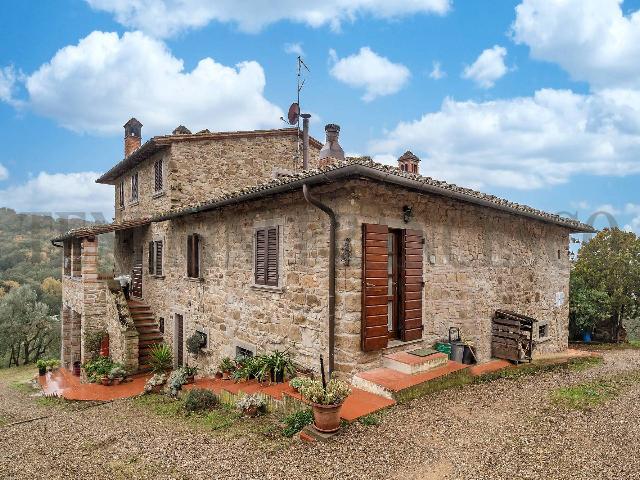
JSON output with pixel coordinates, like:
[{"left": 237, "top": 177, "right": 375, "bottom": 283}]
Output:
[{"left": 1, "top": 348, "right": 639, "bottom": 480}]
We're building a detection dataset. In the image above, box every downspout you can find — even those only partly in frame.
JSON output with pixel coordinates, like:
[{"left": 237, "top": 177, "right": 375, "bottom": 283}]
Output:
[{"left": 301, "top": 114, "right": 336, "bottom": 375}]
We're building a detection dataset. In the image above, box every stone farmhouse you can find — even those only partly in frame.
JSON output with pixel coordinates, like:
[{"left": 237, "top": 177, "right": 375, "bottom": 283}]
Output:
[{"left": 53, "top": 118, "right": 594, "bottom": 381}]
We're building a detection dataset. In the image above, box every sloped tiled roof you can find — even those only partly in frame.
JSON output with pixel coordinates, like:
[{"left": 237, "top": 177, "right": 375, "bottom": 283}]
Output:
[{"left": 54, "top": 157, "right": 594, "bottom": 241}]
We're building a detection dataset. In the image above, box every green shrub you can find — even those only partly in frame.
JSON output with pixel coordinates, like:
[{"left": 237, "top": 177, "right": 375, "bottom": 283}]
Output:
[
  {"left": 186, "top": 332, "right": 205, "bottom": 355},
  {"left": 83, "top": 356, "right": 115, "bottom": 383},
  {"left": 149, "top": 344, "right": 173, "bottom": 374},
  {"left": 84, "top": 329, "right": 107, "bottom": 358},
  {"left": 183, "top": 388, "right": 218, "bottom": 413},
  {"left": 298, "top": 378, "right": 351, "bottom": 405},
  {"left": 282, "top": 409, "right": 313, "bottom": 437}
]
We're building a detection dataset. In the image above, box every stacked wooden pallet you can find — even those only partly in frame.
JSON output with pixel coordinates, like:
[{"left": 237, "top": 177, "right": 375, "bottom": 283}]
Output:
[{"left": 491, "top": 310, "right": 536, "bottom": 363}]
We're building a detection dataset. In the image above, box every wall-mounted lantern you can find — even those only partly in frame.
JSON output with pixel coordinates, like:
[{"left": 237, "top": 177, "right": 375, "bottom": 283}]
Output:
[
  {"left": 340, "top": 238, "right": 352, "bottom": 266},
  {"left": 402, "top": 205, "right": 413, "bottom": 223}
]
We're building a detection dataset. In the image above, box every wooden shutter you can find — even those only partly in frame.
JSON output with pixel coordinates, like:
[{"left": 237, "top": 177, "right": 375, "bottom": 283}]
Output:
[
  {"left": 266, "top": 226, "right": 278, "bottom": 286},
  {"left": 187, "top": 234, "right": 193, "bottom": 278},
  {"left": 361, "top": 223, "right": 389, "bottom": 351},
  {"left": 148, "top": 241, "right": 154, "bottom": 274},
  {"left": 119, "top": 181, "right": 125, "bottom": 207},
  {"left": 399, "top": 229, "right": 424, "bottom": 341},
  {"left": 255, "top": 229, "right": 266, "bottom": 285},
  {"left": 192, "top": 234, "right": 200, "bottom": 278},
  {"left": 155, "top": 241, "right": 163, "bottom": 276},
  {"left": 154, "top": 159, "right": 163, "bottom": 192}
]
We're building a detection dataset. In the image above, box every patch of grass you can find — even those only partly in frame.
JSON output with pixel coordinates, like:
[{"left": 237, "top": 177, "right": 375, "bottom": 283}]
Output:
[
  {"left": 132, "top": 393, "right": 184, "bottom": 417},
  {"left": 475, "top": 356, "right": 602, "bottom": 383},
  {"left": 567, "top": 356, "right": 603, "bottom": 372},
  {"left": 36, "top": 396, "right": 68, "bottom": 408},
  {"left": 573, "top": 341, "right": 640, "bottom": 351},
  {"left": 358, "top": 413, "right": 382, "bottom": 426},
  {"left": 281, "top": 408, "right": 313, "bottom": 437},
  {"left": 10, "top": 379, "right": 39, "bottom": 394},
  {"left": 396, "top": 370, "right": 472, "bottom": 403},
  {"left": 197, "top": 407, "right": 240, "bottom": 431},
  {"left": 551, "top": 380, "right": 619, "bottom": 410}
]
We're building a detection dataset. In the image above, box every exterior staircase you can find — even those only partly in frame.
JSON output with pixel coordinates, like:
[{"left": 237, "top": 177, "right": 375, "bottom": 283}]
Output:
[
  {"left": 127, "top": 299, "right": 163, "bottom": 372},
  {"left": 352, "top": 350, "right": 468, "bottom": 400}
]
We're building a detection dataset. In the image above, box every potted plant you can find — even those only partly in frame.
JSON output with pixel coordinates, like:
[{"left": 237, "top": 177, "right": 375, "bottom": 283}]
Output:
[
  {"left": 264, "top": 350, "right": 296, "bottom": 383},
  {"left": 184, "top": 365, "right": 198, "bottom": 384},
  {"left": 289, "top": 376, "right": 312, "bottom": 392},
  {"left": 37, "top": 359, "right": 48, "bottom": 376},
  {"left": 167, "top": 368, "right": 189, "bottom": 397},
  {"left": 101, "top": 374, "right": 112, "bottom": 386},
  {"left": 149, "top": 344, "right": 173, "bottom": 374},
  {"left": 299, "top": 378, "right": 351, "bottom": 433},
  {"left": 46, "top": 359, "right": 60, "bottom": 371},
  {"left": 144, "top": 373, "right": 167, "bottom": 394},
  {"left": 236, "top": 394, "right": 266, "bottom": 417},
  {"left": 186, "top": 332, "right": 206, "bottom": 355},
  {"left": 109, "top": 365, "right": 127, "bottom": 385},
  {"left": 218, "top": 357, "right": 235, "bottom": 380}
]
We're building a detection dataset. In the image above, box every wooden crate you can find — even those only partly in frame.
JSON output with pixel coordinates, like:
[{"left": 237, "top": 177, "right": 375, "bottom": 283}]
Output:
[{"left": 491, "top": 310, "right": 536, "bottom": 363}]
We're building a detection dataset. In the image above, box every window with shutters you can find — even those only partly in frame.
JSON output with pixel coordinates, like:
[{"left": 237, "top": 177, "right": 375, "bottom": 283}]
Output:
[
  {"left": 131, "top": 172, "right": 139, "bottom": 203},
  {"left": 186, "top": 234, "right": 201, "bottom": 279},
  {"left": 118, "top": 180, "right": 125, "bottom": 208},
  {"left": 254, "top": 226, "right": 279, "bottom": 287},
  {"left": 154, "top": 158, "right": 163, "bottom": 193},
  {"left": 148, "top": 240, "right": 164, "bottom": 277}
]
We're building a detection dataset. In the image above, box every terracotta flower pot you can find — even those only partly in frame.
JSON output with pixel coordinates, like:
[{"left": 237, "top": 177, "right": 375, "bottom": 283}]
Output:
[
  {"left": 312, "top": 403, "right": 343, "bottom": 433},
  {"left": 186, "top": 375, "right": 195, "bottom": 384},
  {"left": 101, "top": 377, "right": 112, "bottom": 386},
  {"left": 112, "top": 378, "right": 121, "bottom": 386},
  {"left": 243, "top": 406, "right": 259, "bottom": 417},
  {"left": 222, "top": 371, "right": 231, "bottom": 380}
]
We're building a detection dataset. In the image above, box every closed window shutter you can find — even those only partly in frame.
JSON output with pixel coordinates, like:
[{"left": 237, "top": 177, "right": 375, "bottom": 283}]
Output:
[
  {"left": 266, "top": 226, "right": 279, "bottom": 286},
  {"left": 361, "top": 223, "right": 389, "bottom": 351},
  {"left": 399, "top": 229, "right": 424, "bottom": 341},
  {"left": 148, "top": 241, "right": 155, "bottom": 275},
  {"left": 187, "top": 234, "right": 193, "bottom": 278},
  {"left": 155, "top": 241, "right": 163, "bottom": 276},
  {"left": 193, "top": 234, "right": 200, "bottom": 278},
  {"left": 119, "top": 181, "right": 125, "bottom": 207},
  {"left": 255, "top": 229, "right": 266, "bottom": 285},
  {"left": 154, "top": 159, "right": 163, "bottom": 192}
]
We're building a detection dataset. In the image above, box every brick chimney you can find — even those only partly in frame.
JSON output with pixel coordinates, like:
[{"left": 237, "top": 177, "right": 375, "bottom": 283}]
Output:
[
  {"left": 124, "top": 118, "right": 143, "bottom": 157},
  {"left": 398, "top": 151, "right": 420, "bottom": 174},
  {"left": 318, "top": 123, "right": 345, "bottom": 167}
]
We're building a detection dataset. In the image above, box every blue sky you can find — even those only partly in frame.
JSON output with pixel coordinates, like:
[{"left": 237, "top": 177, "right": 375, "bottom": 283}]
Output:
[{"left": 0, "top": 0, "right": 639, "bottom": 234}]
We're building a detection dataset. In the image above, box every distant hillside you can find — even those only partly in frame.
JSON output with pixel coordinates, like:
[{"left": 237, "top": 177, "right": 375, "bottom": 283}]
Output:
[{"left": 0, "top": 208, "right": 114, "bottom": 301}]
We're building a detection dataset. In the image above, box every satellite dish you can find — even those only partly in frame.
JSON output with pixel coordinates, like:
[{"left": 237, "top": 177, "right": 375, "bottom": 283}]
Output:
[{"left": 287, "top": 102, "right": 300, "bottom": 125}]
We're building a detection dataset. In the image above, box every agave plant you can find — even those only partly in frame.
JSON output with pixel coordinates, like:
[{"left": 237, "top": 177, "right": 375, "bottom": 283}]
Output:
[{"left": 149, "top": 344, "right": 173, "bottom": 374}]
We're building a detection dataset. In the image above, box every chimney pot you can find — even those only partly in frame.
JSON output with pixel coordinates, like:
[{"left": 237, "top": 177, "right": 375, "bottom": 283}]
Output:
[
  {"left": 123, "top": 117, "right": 143, "bottom": 157},
  {"left": 318, "top": 123, "right": 345, "bottom": 167},
  {"left": 398, "top": 150, "right": 420, "bottom": 174}
]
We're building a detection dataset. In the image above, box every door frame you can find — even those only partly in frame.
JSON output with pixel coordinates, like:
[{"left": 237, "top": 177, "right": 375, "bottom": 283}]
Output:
[
  {"left": 387, "top": 229, "right": 401, "bottom": 339},
  {"left": 174, "top": 313, "right": 185, "bottom": 368}
]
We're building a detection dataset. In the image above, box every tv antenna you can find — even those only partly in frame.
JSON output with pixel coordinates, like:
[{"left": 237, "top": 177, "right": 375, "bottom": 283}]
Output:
[{"left": 280, "top": 56, "right": 310, "bottom": 167}]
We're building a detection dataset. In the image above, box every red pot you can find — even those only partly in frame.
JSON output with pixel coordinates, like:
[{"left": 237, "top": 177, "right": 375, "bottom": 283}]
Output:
[
  {"left": 243, "top": 406, "right": 259, "bottom": 417},
  {"left": 222, "top": 371, "right": 231, "bottom": 380},
  {"left": 312, "top": 403, "right": 343, "bottom": 433},
  {"left": 186, "top": 375, "right": 195, "bottom": 384},
  {"left": 101, "top": 377, "right": 112, "bottom": 386}
]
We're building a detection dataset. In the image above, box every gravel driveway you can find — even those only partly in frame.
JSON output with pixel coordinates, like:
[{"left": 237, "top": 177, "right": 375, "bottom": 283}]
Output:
[{"left": 1, "top": 349, "right": 639, "bottom": 480}]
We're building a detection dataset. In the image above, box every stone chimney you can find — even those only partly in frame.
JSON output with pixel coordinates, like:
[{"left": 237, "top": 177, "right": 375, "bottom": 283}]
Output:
[
  {"left": 124, "top": 118, "right": 143, "bottom": 157},
  {"left": 398, "top": 151, "right": 420, "bottom": 174},
  {"left": 318, "top": 123, "right": 345, "bottom": 167}
]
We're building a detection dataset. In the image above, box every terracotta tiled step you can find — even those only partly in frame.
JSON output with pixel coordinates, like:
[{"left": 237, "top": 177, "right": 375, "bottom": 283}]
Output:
[
  {"left": 383, "top": 351, "right": 448, "bottom": 375},
  {"left": 468, "top": 359, "right": 512, "bottom": 377},
  {"left": 353, "top": 360, "right": 469, "bottom": 399}
]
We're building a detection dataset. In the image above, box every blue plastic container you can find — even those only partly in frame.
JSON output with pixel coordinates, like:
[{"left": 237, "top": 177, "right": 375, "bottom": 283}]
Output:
[{"left": 582, "top": 331, "right": 592, "bottom": 343}]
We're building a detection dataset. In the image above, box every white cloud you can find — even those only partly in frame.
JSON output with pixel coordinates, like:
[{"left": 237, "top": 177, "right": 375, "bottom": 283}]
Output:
[
  {"left": 284, "top": 43, "right": 304, "bottom": 56},
  {"left": 0, "top": 171, "right": 114, "bottom": 219},
  {"left": 329, "top": 47, "right": 410, "bottom": 102},
  {"left": 86, "top": 0, "right": 451, "bottom": 38},
  {"left": 595, "top": 204, "right": 621, "bottom": 215},
  {"left": 369, "top": 88, "right": 640, "bottom": 189},
  {"left": 0, "top": 66, "right": 20, "bottom": 105},
  {"left": 513, "top": 0, "right": 640, "bottom": 89},
  {"left": 623, "top": 204, "right": 640, "bottom": 234},
  {"left": 0, "top": 164, "right": 8, "bottom": 181},
  {"left": 462, "top": 45, "right": 508, "bottom": 89},
  {"left": 6, "top": 31, "right": 282, "bottom": 136},
  {"left": 429, "top": 61, "right": 446, "bottom": 80}
]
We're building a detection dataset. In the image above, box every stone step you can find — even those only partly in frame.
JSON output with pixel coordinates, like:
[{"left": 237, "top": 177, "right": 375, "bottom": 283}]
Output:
[
  {"left": 136, "top": 324, "right": 160, "bottom": 333},
  {"left": 382, "top": 351, "right": 449, "bottom": 375},
  {"left": 139, "top": 332, "right": 163, "bottom": 341},
  {"left": 352, "top": 361, "right": 469, "bottom": 400},
  {"left": 139, "top": 339, "right": 163, "bottom": 348}
]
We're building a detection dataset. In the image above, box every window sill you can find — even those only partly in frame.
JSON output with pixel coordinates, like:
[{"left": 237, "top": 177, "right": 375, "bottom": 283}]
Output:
[
  {"left": 535, "top": 336, "right": 552, "bottom": 344},
  {"left": 129, "top": 201, "right": 139, "bottom": 207},
  {"left": 251, "top": 284, "right": 285, "bottom": 293},
  {"left": 385, "top": 338, "right": 424, "bottom": 350},
  {"left": 150, "top": 275, "right": 165, "bottom": 280},
  {"left": 152, "top": 191, "right": 165, "bottom": 199},
  {"left": 184, "top": 277, "right": 205, "bottom": 283}
]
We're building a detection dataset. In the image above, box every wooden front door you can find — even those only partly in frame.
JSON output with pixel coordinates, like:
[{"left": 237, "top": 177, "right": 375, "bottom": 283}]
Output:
[
  {"left": 175, "top": 314, "right": 184, "bottom": 367},
  {"left": 387, "top": 230, "right": 400, "bottom": 339}
]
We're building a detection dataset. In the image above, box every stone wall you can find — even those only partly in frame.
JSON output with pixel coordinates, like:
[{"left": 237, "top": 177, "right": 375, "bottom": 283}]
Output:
[
  {"left": 112, "top": 178, "right": 572, "bottom": 378},
  {"left": 114, "top": 132, "right": 321, "bottom": 223}
]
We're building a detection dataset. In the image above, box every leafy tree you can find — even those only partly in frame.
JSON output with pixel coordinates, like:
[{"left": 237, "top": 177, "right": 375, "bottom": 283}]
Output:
[
  {"left": 569, "top": 275, "right": 611, "bottom": 336},
  {"left": 0, "top": 285, "right": 60, "bottom": 366},
  {"left": 572, "top": 229, "right": 640, "bottom": 341}
]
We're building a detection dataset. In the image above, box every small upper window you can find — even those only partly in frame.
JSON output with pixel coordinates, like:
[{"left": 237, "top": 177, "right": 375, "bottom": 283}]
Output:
[
  {"left": 119, "top": 180, "right": 125, "bottom": 208},
  {"left": 539, "top": 323, "right": 549, "bottom": 340},
  {"left": 187, "top": 234, "right": 201, "bottom": 278},
  {"left": 131, "top": 172, "right": 139, "bottom": 203},
  {"left": 255, "top": 226, "right": 279, "bottom": 286},
  {"left": 148, "top": 240, "right": 163, "bottom": 276},
  {"left": 154, "top": 158, "right": 163, "bottom": 192}
]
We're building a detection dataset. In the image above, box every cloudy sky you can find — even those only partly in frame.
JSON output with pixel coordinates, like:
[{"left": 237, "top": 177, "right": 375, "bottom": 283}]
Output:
[{"left": 0, "top": 0, "right": 639, "bottom": 233}]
